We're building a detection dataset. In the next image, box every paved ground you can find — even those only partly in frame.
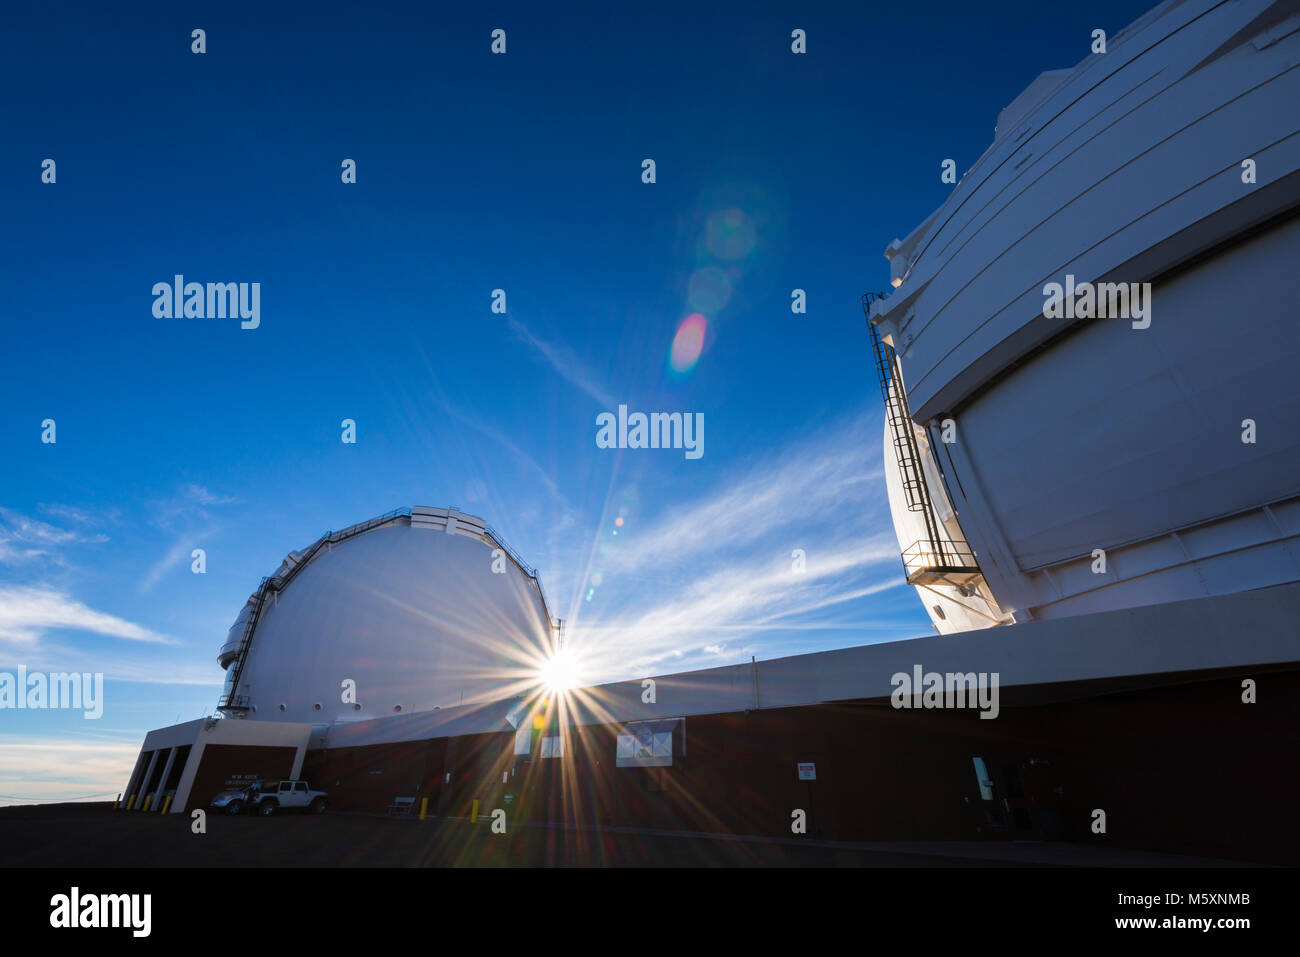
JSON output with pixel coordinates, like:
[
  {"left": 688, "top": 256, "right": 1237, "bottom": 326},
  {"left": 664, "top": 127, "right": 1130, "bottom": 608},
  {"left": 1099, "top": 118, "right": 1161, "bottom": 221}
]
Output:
[{"left": 0, "top": 802, "right": 1256, "bottom": 867}]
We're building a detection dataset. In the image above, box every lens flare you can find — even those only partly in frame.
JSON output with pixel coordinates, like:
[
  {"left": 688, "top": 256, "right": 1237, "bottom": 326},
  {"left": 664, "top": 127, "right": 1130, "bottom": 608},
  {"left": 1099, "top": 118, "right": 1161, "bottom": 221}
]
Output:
[
  {"left": 670, "top": 313, "right": 707, "bottom": 373},
  {"left": 539, "top": 647, "right": 582, "bottom": 694},
  {"left": 705, "top": 207, "right": 757, "bottom": 260},
  {"left": 687, "top": 266, "right": 732, "bottom": 314}
]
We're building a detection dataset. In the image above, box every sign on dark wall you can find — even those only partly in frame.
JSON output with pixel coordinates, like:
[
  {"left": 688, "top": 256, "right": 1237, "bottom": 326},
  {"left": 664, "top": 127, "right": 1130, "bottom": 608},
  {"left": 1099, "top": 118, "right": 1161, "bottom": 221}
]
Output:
[{"left": 185, "top": 744, "right": 298, "bottom": 811}]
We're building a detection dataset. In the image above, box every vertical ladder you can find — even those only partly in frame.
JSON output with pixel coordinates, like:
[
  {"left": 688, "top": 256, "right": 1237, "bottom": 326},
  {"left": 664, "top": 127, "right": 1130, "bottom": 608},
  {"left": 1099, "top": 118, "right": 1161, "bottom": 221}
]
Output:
[
  {"left": 863, "top": 294, "right": 946, "bottom": 562},
  {"left": 217, "top": 576, "right": 273, "bottom": 712}
]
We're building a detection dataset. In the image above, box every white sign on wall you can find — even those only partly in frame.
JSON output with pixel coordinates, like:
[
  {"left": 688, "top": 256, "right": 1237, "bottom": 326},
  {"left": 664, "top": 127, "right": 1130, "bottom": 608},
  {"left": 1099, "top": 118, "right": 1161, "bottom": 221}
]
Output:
[{"left": 797, "top": 762, "right": 816, "bottom": 781}]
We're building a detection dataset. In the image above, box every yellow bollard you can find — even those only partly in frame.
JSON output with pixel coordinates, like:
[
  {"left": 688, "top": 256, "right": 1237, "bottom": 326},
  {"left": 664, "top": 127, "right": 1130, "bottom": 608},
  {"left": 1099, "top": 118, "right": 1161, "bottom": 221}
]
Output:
[
  {"left": 142, "top": 794, "right": 153, "bottom": 812},
  {"left": 419, "top": 797, "right": 428, "bottom": 820},
  {"left": 160, "top": 794, "right": 173, "bottom": 815},
  {"left": 114, "top": 793, "right": 121, "bottom": 809},
  {"left": 471, "top": 799, "right": 479, "bottom": 822},
  {"left": 126, "top": 793, "right": 136, "bottom": 810}
]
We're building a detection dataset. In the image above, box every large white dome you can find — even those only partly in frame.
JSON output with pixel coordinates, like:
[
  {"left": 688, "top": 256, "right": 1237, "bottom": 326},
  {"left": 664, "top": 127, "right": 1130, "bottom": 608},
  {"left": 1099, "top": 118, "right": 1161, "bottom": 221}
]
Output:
[
  {"left": 217, "top": 507, "right": 553, "bottom": 725},
  {"left": 867, "top": 1, "right": 1300, "bottom": 627}
]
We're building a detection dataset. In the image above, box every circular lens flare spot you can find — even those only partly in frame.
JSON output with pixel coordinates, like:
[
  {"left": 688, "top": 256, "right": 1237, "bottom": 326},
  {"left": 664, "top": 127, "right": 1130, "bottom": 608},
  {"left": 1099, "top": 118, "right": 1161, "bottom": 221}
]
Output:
[
  {"left": 687, "top": 267, "right": 732, "bottom": 314},
  {"left": 705, "top": 208, "right": 757, "bottom": 260},
  {"left": 670, "top": 314, "right": 707, "bottom": 373},
  {"left": 539, "top": 648, "right": 582, "bottom": 694}
]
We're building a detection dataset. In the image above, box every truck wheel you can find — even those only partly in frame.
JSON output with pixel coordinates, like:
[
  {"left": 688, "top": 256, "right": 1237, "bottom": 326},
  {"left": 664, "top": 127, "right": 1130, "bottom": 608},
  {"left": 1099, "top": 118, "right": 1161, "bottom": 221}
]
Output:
[
  {"left": 309, "top": 797, "right": 326, "bottom": 815},
  {"left": 258, "top": 800, "right": 277, "bottom": 816},
  {"left": 225, "top": 800, "right": 243, "bottom": 816}
]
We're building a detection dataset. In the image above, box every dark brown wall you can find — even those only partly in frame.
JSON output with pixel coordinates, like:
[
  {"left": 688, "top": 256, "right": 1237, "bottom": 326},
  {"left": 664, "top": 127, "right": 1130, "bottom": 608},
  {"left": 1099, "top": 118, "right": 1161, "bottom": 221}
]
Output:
[
  {"left": 185, "top": 744, "right": 299, "bottom": 812},
  {"left": 297, "top": 670, "right": 1300, "bottom": 862}
]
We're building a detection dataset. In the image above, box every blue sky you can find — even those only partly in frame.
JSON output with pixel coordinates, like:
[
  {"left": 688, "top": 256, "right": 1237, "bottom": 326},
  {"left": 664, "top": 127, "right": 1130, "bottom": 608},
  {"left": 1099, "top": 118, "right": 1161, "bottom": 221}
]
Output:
[{"left": 0, "top": 0, "right": 1153, "bottom": 801}]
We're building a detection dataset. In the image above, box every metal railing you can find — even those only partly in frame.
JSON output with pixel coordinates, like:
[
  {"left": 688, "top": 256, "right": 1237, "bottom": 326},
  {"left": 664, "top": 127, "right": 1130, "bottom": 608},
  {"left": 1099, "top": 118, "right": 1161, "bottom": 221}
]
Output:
[
  {"left": 901, "top": 539, "right": 981, "bottom": 584},
  {"left": 482, "top": 521, "right": 538, "bottom": 580}
]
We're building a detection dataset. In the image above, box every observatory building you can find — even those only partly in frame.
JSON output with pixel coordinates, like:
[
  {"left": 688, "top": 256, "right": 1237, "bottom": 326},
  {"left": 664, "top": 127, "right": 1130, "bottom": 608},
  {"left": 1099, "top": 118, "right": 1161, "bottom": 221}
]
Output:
[
  {"left": 867, "top": 0, "right": 1300, "bottom": 635},
  {"left": 119, "top": 0, "right": 1300, "bottom": 863},
  {"left": 214, "top": 506, "right": 553, "bottom": 724}
]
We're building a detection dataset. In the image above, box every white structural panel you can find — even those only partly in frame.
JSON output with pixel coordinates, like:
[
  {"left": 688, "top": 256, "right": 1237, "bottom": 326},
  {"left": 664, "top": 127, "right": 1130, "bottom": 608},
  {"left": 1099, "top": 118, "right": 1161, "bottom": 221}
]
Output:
[
  {"left": 956, "top": 215, "right": 1300, "bottom": 572},
  {"left": 873, "top": 0, "right": 1300, "bottom": 421}
]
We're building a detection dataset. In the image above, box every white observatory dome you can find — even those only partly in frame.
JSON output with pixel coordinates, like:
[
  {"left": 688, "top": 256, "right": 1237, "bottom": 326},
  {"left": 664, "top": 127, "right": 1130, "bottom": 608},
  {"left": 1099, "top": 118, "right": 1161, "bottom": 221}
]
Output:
[
  {"left": 868, "top": 0, "right": 1300, "bottom": 630},
  {"left": 216, "top": 507, "right": 553, "bottom": 725}
]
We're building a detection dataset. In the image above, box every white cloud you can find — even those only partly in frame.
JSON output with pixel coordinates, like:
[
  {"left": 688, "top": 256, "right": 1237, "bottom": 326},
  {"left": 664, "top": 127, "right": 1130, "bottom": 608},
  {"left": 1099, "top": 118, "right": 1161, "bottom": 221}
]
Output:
[
  {"left": 18, "top": 642, "right": 219, "bottom": 686},
  {"left": 0, "top": 734, "right": 142, "bottom": 806},
  {"left": 147, "top": 483, "right": 238, "bottom": 532},
  {"left": 140, "top": 534, "right": 212, "bottom": 593},
  {"left": 0, "top": 507, "right": 108, "bottom": 566},
  {"left": 564, "top": 409, "right": 913, "bottom": 682},
  {"left": 180, "top": 483, "right": 239, "bottom": 507},
  {"left": 38, "top": 503, "right": 110, "bottom": 526},
  {"left": 0, "top": 586, "right": 175, "bottom": 646},
  {"left": 140, "top": 484, "right": 237, "bottom": 591}
]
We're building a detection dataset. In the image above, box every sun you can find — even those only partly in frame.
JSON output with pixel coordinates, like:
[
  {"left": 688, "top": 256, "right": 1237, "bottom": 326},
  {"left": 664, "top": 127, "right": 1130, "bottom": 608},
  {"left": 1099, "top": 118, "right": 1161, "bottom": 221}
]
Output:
[{"left": 539, "top": 647, "right": 582, "bottom": 694}]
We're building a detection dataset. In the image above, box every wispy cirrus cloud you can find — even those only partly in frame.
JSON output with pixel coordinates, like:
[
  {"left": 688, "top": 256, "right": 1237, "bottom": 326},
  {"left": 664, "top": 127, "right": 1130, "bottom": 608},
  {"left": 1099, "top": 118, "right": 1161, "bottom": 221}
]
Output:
[
  {"left": 438, "top": 399, "right": 572, "bottom": 510},
  {"left": 575, "top": 538, "right": 901, "bottom": 679},
  {"left": 17, "top": 641, "right": 218, "bottom": 687},
  {"left": 596, "top": 430, "right": 884, "bottom": 576},
  {"left": 146, "top": 483, "right": 239, "bottom": 533},
  {"left": 507, "top": 316, "right": 618, "bottom": 409},
  {"left": 179, "top": 483, "right": 238, "bottom": 508},
  {"left": 565, "top": 408, "right": 911, "bottom": 682},
  {"left": 0, "top": 586, "right": 175, "bottom": 646},
  {"left": 140, "top": 532, "right": 215, "bottom": 592},
  {"left": 0, "top": 507, "right": 109, "bottom": 566},
  {"left": 37, "top": 503, "right": 117, "bottom": 527},
  {"left": 140, "top": 483, "right": 239, "bottom": 592}
]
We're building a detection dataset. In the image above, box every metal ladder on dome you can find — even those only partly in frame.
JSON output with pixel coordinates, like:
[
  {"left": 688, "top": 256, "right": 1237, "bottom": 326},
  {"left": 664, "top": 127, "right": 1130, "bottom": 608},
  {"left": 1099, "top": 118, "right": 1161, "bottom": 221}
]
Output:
[
  {"left": 215, "top": 508, "right": 412, "bottom": 714},
  {"left": 863, "top": 293, "right": 980, "bottom": 587},
  {"left": 217, "top": 576, "right": 271, "bottom": 713}
]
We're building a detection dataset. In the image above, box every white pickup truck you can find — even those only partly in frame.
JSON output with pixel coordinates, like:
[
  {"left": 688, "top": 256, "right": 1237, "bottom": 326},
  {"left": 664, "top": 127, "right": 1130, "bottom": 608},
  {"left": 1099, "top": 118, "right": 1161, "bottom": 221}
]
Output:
[{"left": 211, "top": 779, "right": 327, "bottom": 816}]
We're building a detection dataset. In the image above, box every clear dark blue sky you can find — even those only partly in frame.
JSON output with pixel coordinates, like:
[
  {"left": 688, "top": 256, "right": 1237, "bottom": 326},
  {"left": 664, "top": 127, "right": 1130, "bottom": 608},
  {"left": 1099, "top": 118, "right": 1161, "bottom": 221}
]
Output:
[{"left": 0, "top": 0, "right": 1154, "bottom": 800}]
